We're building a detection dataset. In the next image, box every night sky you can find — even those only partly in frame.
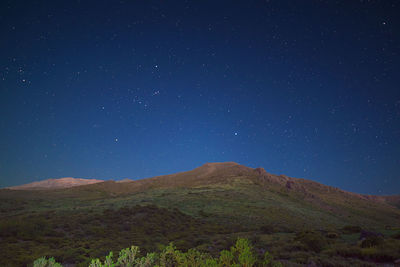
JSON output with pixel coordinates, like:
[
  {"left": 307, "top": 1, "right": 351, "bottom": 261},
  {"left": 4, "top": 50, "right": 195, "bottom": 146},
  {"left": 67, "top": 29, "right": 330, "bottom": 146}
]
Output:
[{"left": 1, "top": 1, "right": 399, "bottom": 195}]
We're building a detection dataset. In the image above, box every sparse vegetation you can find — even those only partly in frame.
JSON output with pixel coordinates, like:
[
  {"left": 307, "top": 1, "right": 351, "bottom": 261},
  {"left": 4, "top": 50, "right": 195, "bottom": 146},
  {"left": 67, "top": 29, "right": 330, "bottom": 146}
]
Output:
[
  {"left": 0, "top": 205, "right": 237, "bottom": 266},
  {"left": 34, "top": 238, "right": 283, "bottom": 267},
  {"left": 1, "top": 163, "right": 400, "bottom": 266},
  {"left": 360, "top": 236, "right": 384, "bottom": 248},
  {"left": 294, "top": 231, "right": 327, "bottom": 253}
]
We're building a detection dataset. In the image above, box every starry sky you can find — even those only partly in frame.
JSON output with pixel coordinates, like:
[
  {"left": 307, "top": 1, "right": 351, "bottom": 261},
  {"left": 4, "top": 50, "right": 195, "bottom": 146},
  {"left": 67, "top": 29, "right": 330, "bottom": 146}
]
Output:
[{"left": 0, "top": 1, "right": 399, "bottom": 195}]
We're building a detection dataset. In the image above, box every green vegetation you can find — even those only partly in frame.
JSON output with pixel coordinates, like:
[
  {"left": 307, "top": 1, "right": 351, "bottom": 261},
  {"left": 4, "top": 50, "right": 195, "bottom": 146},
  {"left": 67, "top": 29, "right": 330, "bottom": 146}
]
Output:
[
  {"left": 33, "top": 257, "right": 62, "bottom": 267},
  {"left": 0, "top": 205, "right": 238, "bottom": 266},
  {"left": 34, "top": 238, "right": 283, "bottom": 267},
  {"left": 1, "top": 163, "right": 400, "bottom": 266},
  {"left": 1, "top": 202, "right": 399, "bottom": 266}
]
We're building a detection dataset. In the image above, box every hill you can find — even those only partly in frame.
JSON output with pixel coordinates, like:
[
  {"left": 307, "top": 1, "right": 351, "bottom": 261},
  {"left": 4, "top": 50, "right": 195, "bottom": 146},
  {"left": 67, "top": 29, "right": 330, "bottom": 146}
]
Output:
[
  {"left": 7, "top": 177, "right": 104, "bottom": 190},
  {"left": 48, "top": 162, "right": 400, "bottom": 230},
  {"left": 1, "top": 162, "right": 399, "bottom": 266},
  {"left": 2, "top": 162, "right": 399, "bottom": 230}
]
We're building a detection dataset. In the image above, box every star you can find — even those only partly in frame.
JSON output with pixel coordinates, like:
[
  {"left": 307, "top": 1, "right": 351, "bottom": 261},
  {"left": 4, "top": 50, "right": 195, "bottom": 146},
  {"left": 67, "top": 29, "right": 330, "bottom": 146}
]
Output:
[
  {"left": 234, "top": 132, "right": 238, "bottom": 136},
  {"left": 115, "top": 138, "right": 118, "bottom": 142}
]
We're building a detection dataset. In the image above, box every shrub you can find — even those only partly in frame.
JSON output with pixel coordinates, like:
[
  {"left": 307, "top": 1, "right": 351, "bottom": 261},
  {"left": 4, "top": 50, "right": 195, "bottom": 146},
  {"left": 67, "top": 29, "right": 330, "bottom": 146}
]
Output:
[
  {"left": 159, "top": 243, "right": 181, "bottom": 267},
  {"left": 360, "top": 236, "right": 384, "bottom": 248},
  {"left": 33, "top": 257, "right": 63, "bottom": 267},
  {"left": 219, "top": 250, "right": 233, "bottom": 266},
  {"left": 180, "top": 248, "right": 208, "bottom": 267},
  {"left": 88, "top": 252, "right": 115, "bottom": 267},
  {"left": 136, "top": 252, "right": 157, "bottom": 267},
  {"left": 295, "top": 231, "right": 327, "bottom": 253},
  {"left": 262, "top": 251, "right": 273, "bottom": 266},
  {"left": 229, "top": 238, "right": 257, "bottom": 267},
  {"left": 117, "top": 246, "right": 139, "bottom": 266},
  {"left": 33, "top": 238, "right": 283, "bottom": 267}
]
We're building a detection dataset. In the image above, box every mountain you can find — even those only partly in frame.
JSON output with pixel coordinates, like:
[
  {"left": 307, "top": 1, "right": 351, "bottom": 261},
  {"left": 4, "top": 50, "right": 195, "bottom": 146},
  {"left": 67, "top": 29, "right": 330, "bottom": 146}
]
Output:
[
  {"left": 4, "top": 162, "right": 399, "bottom": 229},
  {"left": 7, "top": 177, "right": 104, "bottom": 190},
  {"left": 64, "top": 162, "right": 399, "bottom": 229},
  {"left": 1, "top": 162, "right": 400, "bottom": 266}
]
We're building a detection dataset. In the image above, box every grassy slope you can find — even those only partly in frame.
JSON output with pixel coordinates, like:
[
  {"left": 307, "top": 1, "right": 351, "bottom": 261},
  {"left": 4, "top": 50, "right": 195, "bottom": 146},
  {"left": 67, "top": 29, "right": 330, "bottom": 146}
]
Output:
[{"left": 2, "top": 162, "right": 397, "bottom": 230}]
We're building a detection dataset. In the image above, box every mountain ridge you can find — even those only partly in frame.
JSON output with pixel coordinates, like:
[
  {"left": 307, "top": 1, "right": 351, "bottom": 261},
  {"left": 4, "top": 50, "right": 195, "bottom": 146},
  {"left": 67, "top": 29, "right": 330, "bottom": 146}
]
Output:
[
  {"left": 4, "top": 162, "right": 399, "bottom": 200},
  {"left": 7, "top": 177, "right": 104, "bottom": 190},
  {"left": 4, "top": 162, "right": 398, "bottom": 212}
]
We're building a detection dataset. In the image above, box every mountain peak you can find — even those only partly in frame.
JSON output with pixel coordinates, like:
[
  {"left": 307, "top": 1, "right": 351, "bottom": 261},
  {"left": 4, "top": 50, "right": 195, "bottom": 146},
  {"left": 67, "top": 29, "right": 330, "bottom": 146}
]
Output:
[{"left": 201, "top": 162, "right": 240, "bottom": 168}]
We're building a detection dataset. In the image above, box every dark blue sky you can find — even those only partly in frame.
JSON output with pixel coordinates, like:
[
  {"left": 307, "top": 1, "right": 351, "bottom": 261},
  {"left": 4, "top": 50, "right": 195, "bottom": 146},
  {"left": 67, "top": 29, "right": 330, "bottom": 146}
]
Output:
[{"left": 1, "top": 1, "right": 399, "bottom": 195}]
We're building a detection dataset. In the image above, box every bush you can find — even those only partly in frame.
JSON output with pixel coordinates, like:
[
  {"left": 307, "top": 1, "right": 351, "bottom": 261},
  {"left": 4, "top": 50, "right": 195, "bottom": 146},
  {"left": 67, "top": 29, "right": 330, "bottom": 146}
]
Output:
[
  {"left": 219, "top": 250, "right": 233, "bottom": 266},
  {"left": 33, "top": 238, "right": 283, "bottom": 267},
  {"left": 33, "top": 257, "right": 63, "bottom": 267},
  {"left": 360, "top": 236, "right": 384, "bottom": 248},
  {"left": 117, "top": 246, "right": 140, "bottom": 266},
  {"left": 159, "top": 243, "right": 181, "bottom": 267},
  {"left": 232, "top": 238, "right": 257, "bottom": 267},
  {"left": 295, "top": 231, "right": 327, "bottom": 253}
]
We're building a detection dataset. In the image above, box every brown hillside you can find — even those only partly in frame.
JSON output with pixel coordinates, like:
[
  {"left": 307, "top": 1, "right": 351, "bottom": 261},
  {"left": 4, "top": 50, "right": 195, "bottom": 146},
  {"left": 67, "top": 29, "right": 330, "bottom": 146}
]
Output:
[
  {"left": 8, "top": 177, "right": 104, "bottom": 190},
  {"left": 65, "top": 162, "right": 398, "bottom": 208}
]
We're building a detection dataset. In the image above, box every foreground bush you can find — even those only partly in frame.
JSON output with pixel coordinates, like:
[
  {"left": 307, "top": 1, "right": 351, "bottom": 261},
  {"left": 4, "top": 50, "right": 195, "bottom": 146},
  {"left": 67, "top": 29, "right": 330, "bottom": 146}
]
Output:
[
  {"left": 33, "top": 257, "right": 63, "bottom": 267},
  {"left": 33, "top": 238, "right": 282, "bottom": 267}
]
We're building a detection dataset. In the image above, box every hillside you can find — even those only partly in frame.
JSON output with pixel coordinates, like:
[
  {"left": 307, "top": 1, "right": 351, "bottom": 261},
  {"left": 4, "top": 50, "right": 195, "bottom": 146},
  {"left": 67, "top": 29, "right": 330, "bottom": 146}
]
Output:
[
  {"left": 1, "top": 162, "right": 399, "bottom": 266},
  {"left": 7, "top": 177, "right": 104, "bottom": 190},
  {"left": 2, "top": 162, "right": 399, "bottom": 229},
  {"left": 50, "top": 162, "right": 400, "bottom": 229}
]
